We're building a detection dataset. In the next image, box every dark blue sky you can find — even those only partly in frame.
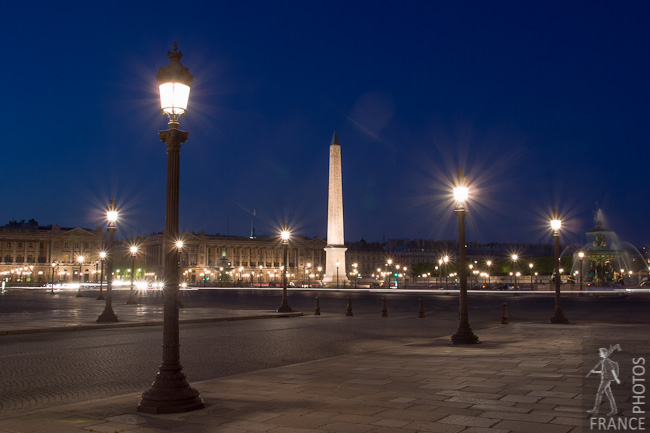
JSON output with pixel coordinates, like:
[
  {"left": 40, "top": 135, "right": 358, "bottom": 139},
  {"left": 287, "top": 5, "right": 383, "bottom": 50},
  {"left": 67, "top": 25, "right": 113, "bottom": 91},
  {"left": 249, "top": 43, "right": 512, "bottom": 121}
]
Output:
[{"left": 2, "top": 1, "right": 648, "bottom": 246}]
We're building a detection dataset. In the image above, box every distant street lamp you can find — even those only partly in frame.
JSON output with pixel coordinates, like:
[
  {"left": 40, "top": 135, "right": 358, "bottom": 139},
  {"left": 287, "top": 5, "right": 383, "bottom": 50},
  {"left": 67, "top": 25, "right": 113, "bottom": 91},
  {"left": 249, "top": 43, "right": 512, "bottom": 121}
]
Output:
[
  {"left": 550, "top": 209, "right": 569, "bottom": 324},
  {"left": 578, "top": 251, "right": 585, "bottom": 292},
  {"left": 126, "top": 245, "right": 139, "bottom": 305},
  {"left": 450, "top": 168, "right": 479, "bottom": 344},
  {"left": 138, "top": 43, "right": 203, "bottom": 414},
  {"left": 75, "top": 255, "right": 85, "bottom": 298},
  {"left": 307, "top": 263, "right": 312, "bottom": 288},
  {"left": 352, "top": 263, "right": 357, "bottom": 288},
  {"left": 486, "top": 260, "right": 492, "bottom": 285},
  {"left": 97, "top": 251, "right": 107, "bottom": 300},
  {"left": 529, "top": 262, "right": 534, "bottom": 290},
  {"left": 277, "top": 228, "right": 292, "bottom": 312},
  {"left": 50, "top": 262, "right": 58, "bottom": 294},
  {"left": 336, "top": 260, "right": 340, "bottom": 289},
  {"left": 443, "top": 256, "right": 449, "bottom": 289},
  {"left": 511, "top": 254, "right": 518, "bottom": 289}
]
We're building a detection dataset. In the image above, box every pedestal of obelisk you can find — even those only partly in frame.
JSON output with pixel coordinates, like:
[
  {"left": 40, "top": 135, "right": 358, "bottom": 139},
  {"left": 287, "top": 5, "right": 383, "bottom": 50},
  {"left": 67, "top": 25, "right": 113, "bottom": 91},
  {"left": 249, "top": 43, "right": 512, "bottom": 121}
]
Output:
[{"left": 323, "top": 131, "right": 349, "bottom": 287}]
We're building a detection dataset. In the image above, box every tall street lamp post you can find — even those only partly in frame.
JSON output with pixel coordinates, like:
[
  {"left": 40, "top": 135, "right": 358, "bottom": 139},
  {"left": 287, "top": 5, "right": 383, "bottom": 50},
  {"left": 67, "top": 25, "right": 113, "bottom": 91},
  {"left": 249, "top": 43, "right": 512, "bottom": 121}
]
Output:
[
  {"left": 75, "top": 255, "right": 85, "bottom": 297},
  {"left": 336, "top": 260, "right": 340, "bottom": 289},
  {"left": 450, "top": 168, "right": 479, "bottom": 345},
  {"left": 126, "top": 246, "right": 138, "bottom": 305},
  {"left": 277, "top": 228, "right": 292, "bottom": 312},
  {"left": 443, "top": 256, "right": 449, "bottom": 289},
  {"left": 529, "top": 262, "right": 534, "bottom": 290},
  {"left": 486, "top": 260, "right": 492, "bottom": 286},
  {"left": 50, "top": 262, "right": 58, "bottom": 294},
  {"left": 97, "top": 198, "right": 119, "bottom": 323},
  {"left": 138, "top": 43, "right": 204, "bottom": 414},
  {"left": 511, "top": 254, "right": 518, "bottom": 289},
  {"left": 550, "top": 209, "right": 569, "bottom": 324},
  {"left": 97, "top": 251, "right": 106, "bottom": 300},
  {"left": 578, "top": 251, "right": 585, "bottom": 292}
]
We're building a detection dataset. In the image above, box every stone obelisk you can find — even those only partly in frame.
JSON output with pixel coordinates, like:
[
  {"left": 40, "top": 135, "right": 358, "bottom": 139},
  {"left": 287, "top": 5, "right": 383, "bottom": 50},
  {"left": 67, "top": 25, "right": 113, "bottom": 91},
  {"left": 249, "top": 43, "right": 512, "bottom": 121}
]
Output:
[{"left": 323, "top": 131, "right": 349, "bottom": 287}]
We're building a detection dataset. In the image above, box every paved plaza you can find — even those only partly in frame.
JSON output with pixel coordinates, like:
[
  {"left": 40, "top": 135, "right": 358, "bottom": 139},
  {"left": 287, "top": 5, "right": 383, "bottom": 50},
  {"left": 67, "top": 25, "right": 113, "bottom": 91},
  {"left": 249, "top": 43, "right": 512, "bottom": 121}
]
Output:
[{"left": 1, "top": 290, "right": 648, "bottom": 432}]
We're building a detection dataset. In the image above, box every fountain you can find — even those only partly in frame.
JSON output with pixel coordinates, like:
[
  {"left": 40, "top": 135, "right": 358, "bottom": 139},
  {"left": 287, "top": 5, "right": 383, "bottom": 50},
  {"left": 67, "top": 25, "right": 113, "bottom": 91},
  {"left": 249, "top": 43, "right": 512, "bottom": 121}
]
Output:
[{"left": 573, "top": 209, "right": 649, "bottom": 285}]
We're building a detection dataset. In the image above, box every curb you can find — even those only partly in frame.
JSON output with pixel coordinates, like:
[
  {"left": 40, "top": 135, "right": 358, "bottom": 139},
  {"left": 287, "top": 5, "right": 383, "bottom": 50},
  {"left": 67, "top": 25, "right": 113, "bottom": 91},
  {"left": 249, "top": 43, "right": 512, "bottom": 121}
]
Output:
[{"left": 0, "top": 311, "right": 304, "bottom": 336}]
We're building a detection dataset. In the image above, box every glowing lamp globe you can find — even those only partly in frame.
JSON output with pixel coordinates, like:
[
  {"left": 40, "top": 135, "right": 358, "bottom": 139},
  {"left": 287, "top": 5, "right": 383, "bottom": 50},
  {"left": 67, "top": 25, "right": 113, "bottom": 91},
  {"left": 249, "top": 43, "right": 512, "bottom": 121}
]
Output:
[
  {"left": 550, "top": 218, "right": 562, "bottom": 232},
  {"left": 157, "top": 42, "right": 193, "bottom": 120},
  {"left": 281, "top": 230, "right": 290, "bottom": 241},
  {"left": 453, "top": 186, "right": 469, "bottom": 204},
  {"left": 130, "top": 246, "right": 138, "bottom": 255}
]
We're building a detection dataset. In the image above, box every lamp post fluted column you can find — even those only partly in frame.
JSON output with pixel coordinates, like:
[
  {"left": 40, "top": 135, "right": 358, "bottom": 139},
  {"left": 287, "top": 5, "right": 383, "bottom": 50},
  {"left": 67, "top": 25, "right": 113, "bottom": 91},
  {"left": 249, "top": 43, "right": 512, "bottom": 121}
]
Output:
[
  {"left": 138, "top": 43, "right": 203, "bottom": 414},
  {"left": 277, "top": 229, "right": 292, "bottom": 312},
  {"left": 550, "top": 211, "right": 569, "bottom": 324},
  {"left": 97, "top": 198, "right": 119, "bottom": 323},
  {"left": 138, "top": 122, "right": 203, "bottom": 414}
]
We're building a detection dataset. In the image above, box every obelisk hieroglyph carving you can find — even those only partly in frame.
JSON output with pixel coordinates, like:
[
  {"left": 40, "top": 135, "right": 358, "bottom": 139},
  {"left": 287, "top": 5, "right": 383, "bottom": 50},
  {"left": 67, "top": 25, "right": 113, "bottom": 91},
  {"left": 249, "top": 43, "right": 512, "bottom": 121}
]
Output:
[{"left": 323, "top": 131, "right": 349, "bottom": 287}]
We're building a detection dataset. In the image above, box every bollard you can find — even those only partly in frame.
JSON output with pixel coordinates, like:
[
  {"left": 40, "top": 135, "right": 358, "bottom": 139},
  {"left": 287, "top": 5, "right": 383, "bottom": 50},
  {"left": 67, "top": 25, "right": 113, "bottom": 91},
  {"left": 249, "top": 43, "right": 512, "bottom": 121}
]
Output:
[
  {"left": 501, "top": 301, "right": 508, "bottom": 324},
  {"left": 381, "top": 297, "right": 388, "bottom": 317},
  {"left": 314, "top": 296, "right": 321, "bottom": 315},
  {"left": 418, "top": 297, "right": 425, "bottom": 318},
  {"left": 346, "top": 296, "right": 354, "bottom": 316}
]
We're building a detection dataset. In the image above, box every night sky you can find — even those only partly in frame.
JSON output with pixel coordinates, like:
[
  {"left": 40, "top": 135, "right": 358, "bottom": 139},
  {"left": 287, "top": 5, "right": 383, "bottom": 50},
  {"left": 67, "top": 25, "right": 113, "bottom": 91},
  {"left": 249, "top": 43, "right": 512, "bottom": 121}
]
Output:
[{"left": 2, "top": 2, "right": 648, "bottom": 247}]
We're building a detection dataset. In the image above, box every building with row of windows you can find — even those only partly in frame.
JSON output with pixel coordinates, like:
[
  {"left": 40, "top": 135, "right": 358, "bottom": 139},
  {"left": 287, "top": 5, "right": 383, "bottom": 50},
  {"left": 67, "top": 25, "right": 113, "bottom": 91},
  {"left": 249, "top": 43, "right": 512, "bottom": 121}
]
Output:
[{"left": 0, "top": 219, "right": 106, "bottom": 284}]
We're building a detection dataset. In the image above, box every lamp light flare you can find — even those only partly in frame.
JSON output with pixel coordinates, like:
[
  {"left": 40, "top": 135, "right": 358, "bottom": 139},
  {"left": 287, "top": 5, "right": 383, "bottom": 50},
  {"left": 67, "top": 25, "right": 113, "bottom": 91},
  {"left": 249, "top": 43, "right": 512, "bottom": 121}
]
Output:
[
  {"left": 550, "top": 218, "right": 561, "bottom": 232},
  {"left": 453, "top": 186, "right": 469, "bottom": 204},
  {"left": 281, "top": 230, "right": 290, "bottom": 241}
]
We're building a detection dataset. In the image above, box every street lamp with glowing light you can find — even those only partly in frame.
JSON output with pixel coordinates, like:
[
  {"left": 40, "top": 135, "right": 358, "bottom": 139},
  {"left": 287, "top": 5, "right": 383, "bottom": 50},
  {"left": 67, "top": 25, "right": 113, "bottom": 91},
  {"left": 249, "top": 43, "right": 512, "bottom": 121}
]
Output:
[
  {"left": 450, "top": 168, "right": 479, "bottom": 344},
  {"left": 550, "top": 210, "right": 569, "bottom": 324},
  {"left": 138, "top": 44, "right": 203, "bottom": 414}
]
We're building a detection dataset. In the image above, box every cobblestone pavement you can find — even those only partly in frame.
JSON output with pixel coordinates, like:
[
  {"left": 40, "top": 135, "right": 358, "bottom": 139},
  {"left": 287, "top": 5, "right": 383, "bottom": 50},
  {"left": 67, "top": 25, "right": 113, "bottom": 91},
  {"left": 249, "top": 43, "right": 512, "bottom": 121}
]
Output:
[{"left": 2, "top": 322, "right": 648, "bottom": 432}]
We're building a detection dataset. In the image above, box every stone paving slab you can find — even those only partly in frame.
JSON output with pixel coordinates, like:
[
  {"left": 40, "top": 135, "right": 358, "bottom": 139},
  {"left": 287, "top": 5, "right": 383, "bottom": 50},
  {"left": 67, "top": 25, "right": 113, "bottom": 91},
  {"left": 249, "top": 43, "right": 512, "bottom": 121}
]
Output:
[{"left": 2, "top": 321, "right": 649, "bottom": 432}]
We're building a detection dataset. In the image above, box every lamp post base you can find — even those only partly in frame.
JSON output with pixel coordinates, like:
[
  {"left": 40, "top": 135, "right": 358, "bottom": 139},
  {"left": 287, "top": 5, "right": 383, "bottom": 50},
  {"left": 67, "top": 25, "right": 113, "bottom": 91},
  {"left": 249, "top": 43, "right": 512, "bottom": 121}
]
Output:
[
  {"left": 137, "top": 363, "right": 204, "bottom": 414},
  {"left": 550, "top": 308, "right": 570, "bottom": 324},
  {"left": 126, "top": 291, "right": 138, "bottom": 305},
  {"left": 277, "top": 299, "right": 292, "bottom": 313},
  {"left": 96, "top": 293, "right": 105, "bottom": 300},
  {"left": 96, "top": 309, "right": 119, "bottom": 323},
  {"left": 451, "top": 323, "right": 480, "bottom": 345}
]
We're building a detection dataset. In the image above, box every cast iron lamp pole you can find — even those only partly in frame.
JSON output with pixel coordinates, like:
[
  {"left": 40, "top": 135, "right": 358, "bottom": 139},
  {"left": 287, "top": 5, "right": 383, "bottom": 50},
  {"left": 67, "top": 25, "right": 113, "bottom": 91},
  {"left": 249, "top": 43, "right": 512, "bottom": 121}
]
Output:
[
  {"left": 277, "top": 228, "right": 292, "bottom": 312},
  {"left": 451, "top": 168, "right": 479, "bottom": 345},
  {"left": 486, "top": 260, "right": 492, "bottom": 286},
  {"left": 50, "top": 262, "right": 58, "bottom": 294},
  {"left": 126, "top": 246, "right": 138, "bottom": 305},
  {"left": 75, "top": 255, "right": 85, "bottom": 297},
  {"left": 97, "top": 198, "right": 119, "bottom": 322},
  {"left": 97, "top": 252, "right": 106, "bottom": 300},
  {"left": 578, "top": 251, "right": 585, "bottom": 292},
  {"left": 529, "top": 262, "right": 534, "bottom": 290},
  {"left": 336, "top": 260, "right": 340, "bottom": 289},
  {"left": 550, "top": 209, "right": 569, "bottom": 324},
  {"left": 138, "top": 43, "right": 203, "bottom": 414}
]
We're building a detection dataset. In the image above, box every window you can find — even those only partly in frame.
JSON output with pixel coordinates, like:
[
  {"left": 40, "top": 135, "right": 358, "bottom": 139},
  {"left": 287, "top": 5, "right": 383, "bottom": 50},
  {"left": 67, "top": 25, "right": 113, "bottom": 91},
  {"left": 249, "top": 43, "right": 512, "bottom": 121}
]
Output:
[
  {"left": 17, "top": 242, "right": 22, "bottom": 248},
  {"left": 28, "top": 242, "right": 34, "bottom": 248},
  {"left": 84, "top": 242, "right": 89, "bottom": 249},
  {"left": 6, "top": 242, "right": 10, "bottom": 248},
  {"left": 64, "top": 242, "right": 69, "bottom": 249},
  {"left": 39, "top": 241, "right": 44, "bottom": 248}
]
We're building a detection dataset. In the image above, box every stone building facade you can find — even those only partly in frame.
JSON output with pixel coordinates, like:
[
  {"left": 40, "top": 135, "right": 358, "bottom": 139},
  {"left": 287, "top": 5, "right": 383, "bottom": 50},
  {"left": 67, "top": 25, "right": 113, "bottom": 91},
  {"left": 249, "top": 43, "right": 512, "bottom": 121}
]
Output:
[
  {"left": 128, "top": 232, "right": 328, "bottom": 285},
  {"left": 0, "top": 219, "right": 106, "bottom": 284}
]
